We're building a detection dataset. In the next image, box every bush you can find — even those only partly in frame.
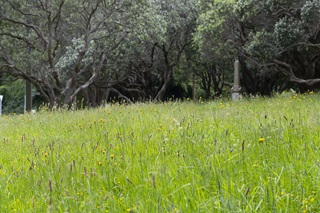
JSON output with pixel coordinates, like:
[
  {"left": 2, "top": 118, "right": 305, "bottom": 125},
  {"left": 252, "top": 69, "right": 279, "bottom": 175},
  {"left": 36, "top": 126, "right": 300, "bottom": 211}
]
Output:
[{"left": 0, "top": 79, "right": 24, "bottom": 114}]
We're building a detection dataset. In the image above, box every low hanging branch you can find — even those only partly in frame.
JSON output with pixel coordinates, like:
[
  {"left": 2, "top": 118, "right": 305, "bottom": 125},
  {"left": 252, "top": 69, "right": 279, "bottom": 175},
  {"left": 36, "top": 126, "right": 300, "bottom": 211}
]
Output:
[{"left": 273, "top": 59, "right": 320, "bottom": 86}]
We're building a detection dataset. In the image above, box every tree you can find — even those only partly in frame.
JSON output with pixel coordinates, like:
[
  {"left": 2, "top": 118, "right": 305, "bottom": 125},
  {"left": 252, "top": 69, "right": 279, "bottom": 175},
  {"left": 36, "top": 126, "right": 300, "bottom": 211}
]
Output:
[
  {"left": 194, "top": 0, "right": 320, "bottom": 95},
  {"left": 234, "top": 0, "right": 320, "bottom": 92},
  {"left": 151, "top": 0, "right": 196, "bottom": 101},
  {"left": 93, "top": 0, "right": 198, "bottom": 102},
  {"left": 91, "top": 0, "right": 168, "bottom": 103},
  {"left": 193, "top": 0, "right": 235, "bottom": 97},
  {"left": 0, "top": 0, "right": 154, "bottom": 109}
]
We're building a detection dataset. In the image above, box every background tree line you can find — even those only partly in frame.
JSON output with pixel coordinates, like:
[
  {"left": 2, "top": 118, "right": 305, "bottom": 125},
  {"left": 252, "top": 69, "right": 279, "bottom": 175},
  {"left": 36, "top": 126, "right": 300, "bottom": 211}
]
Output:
[{"left": 0, "top": 0, "right": 319, "bottom": 112}]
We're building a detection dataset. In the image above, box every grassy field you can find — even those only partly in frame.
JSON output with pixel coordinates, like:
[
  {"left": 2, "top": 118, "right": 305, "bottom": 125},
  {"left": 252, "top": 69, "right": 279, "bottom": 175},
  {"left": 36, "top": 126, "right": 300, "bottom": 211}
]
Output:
[{"left": 0, "top": 93, "right": 319, "bottom": 212}]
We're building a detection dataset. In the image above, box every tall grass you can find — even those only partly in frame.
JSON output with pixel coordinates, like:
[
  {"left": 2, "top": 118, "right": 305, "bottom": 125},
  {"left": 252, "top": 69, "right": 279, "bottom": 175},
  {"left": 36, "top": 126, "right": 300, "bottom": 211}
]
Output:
[{"left": 0, "top": 93, "right": 319, "bottom": 212}]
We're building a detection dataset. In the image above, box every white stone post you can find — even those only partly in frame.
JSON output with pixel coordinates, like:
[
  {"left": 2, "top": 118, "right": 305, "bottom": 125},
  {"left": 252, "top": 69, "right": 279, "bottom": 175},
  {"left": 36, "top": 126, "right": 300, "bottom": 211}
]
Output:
[
  {"left": 231, "top": 59, "right": 241, "bottom": 100},
  {"left": 0, "top": 95, "right": 3, "bottom": 115}
]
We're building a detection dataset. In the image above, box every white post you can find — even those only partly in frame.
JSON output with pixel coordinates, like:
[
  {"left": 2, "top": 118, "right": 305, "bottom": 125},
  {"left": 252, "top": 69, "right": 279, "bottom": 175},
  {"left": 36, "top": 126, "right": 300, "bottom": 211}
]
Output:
[
  {"left": 231, "top": 59, "right": 241, "bottom": 100},
  {"left": 0, "top": 95, "right": 3, "bottom": 115}
]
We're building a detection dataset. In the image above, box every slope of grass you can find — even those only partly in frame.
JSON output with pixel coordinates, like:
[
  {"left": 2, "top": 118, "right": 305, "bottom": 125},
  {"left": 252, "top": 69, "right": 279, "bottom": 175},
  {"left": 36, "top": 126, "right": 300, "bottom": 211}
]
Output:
[{"left": 0, "top": 93, "right": 319, "bottom": 212}]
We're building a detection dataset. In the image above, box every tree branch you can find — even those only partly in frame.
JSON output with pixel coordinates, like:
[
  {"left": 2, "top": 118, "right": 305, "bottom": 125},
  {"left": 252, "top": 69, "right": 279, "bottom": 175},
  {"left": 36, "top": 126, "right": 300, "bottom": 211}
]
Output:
[{"left": 273, "top": 59, "right": 320, "bottom": 86}]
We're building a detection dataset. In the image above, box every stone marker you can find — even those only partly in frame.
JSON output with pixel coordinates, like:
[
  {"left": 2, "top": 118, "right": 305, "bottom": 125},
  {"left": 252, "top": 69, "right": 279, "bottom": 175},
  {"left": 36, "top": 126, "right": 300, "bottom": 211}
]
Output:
[
  {"left": 0, "top": 95, "right": 3, "bottom": 115},
  {"left": 231, "top": 59, "right": 241, "bottom": 100}
]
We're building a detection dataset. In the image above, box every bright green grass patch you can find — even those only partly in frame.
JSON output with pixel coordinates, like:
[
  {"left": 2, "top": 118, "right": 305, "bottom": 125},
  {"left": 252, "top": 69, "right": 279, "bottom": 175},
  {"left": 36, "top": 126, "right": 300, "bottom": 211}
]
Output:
[{"left": 0, "top": 93, "right": 320, "bottom": 212}]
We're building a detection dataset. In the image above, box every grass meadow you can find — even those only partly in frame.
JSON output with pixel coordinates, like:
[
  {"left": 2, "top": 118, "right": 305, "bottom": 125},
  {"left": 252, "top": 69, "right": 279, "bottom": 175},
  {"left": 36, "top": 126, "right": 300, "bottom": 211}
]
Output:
[{"left": 0, "top": 93, "right": 320, "bottom": 212}]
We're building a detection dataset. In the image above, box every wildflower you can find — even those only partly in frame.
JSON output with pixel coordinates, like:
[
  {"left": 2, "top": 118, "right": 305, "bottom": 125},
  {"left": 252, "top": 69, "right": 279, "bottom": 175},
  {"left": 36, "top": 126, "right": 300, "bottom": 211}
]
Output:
[
  {"left": 310, "top": 197, "right": 315, "bottom": 202},
  {"left": 258, "top": 138, "right": 265, "bottom": 143},
  {"left": 110, "top": 154, "right": 115, "bottom": 159},
  {"left": 43, "top": 152, "right": 49, "bottom": 158},
  {"left": 98, "top": 161, "right": 103, "bottom": 166}
]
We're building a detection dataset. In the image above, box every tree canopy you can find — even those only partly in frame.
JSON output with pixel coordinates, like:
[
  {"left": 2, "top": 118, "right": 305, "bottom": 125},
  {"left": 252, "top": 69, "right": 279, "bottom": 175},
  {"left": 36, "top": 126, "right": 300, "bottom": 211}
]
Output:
[
  {"left": 195, "top": 0, "right": 320, "bottom": 94},
  {"left": 0, "top": 0, "right": 319, "bottom": 111}
]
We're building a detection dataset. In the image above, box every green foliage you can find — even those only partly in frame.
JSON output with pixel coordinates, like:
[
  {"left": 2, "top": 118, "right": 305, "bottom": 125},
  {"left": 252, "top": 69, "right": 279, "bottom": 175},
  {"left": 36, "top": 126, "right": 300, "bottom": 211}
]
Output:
[
  {"left": 1, "top": 0, "right": 319, "bottom": 108},
  {"left": 1, "top": 0, "right": 179, "bottom": 107},
  {"left": 195, "top": 0, "right": 320, "bottom": 94},
  {"left": 56, "top": 38, "right": 95, "bottom": 80},
  {"left": 245, "top": 30, "right": 276, "bottom": 60},
  {"left": 0, "top": 79, "right": 24, "bottom": 114},
  {"left": 301, "top": 0, "right": 320, "bottom": 23},
  {"left": 274, "top": 17, "right": 304, "bottom": 47},
  {"left": 194, "top": 0, "right": 235, "bottom": 58}
]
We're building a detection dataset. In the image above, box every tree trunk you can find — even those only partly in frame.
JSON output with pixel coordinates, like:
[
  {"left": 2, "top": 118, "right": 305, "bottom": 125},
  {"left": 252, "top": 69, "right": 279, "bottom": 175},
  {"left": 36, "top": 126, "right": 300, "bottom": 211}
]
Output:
[{"left": 154, "top": 79, "right": 170, "bottom": 101}]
